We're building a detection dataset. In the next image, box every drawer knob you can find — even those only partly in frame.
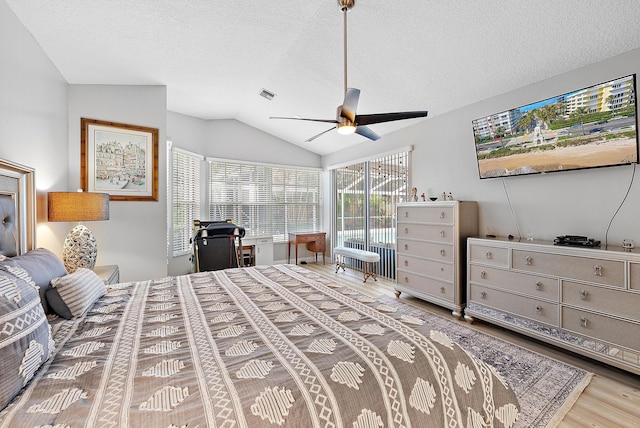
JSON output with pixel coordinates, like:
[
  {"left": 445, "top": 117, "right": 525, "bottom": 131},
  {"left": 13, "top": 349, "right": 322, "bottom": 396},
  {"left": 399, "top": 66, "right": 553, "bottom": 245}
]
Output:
[
  {"left": 535, "top": 305, "right": 542, "bottom": 314},
  {"left": 440, "top": 286, "right": 445, "bottom": 293},
  {"left": 440, "top": 249, "right": 446, "bottom": 256},
  {"left": 581, "top": 316, "right": 589, "bottom": 328},
  {"left": 486, "top": 251, "right": 492, "bottom": 259},
  {"left": 535, "top": 281, "right": 542, "bottom": 290},
  {"left": 404, "top": 260, "right": 409, "bottom": 266},
  {"left": 404, "top": 244, "right": 409, "bottom": 250},
  {"left": 580, "top": 290, "right": 588, "bottom": 300},
  {"left": 525, "top": 256, "right": 533, "bottom": 266},
  {"left": 440, "top": 230, "right": 445, "bottom": 238},
  {"left": 404, "top": 276, "right": 409, "bottom": 283},
  {"left": 404, "top": 227, "right": 409, "bottom": 234},
  {"left": 440, "top": 211, "right": 445, "bottom": 219},
  {"left": 404, "top": 211, "right": 408, "bottom": 217},
  {"left": 480, "top": 291, "right": 486, "bottom": 299},
  {"left": 480, "top": 271, "right": 487, "bottom": 279},
  {"left": 593, "top": 265, "right": 603, "bottom": 276}
]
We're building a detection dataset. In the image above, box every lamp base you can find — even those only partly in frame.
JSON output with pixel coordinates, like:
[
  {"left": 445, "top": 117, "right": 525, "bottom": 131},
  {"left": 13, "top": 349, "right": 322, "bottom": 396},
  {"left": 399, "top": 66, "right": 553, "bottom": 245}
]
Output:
[{"left": 63, "top": 224, "right": 98, "bottom": 273}]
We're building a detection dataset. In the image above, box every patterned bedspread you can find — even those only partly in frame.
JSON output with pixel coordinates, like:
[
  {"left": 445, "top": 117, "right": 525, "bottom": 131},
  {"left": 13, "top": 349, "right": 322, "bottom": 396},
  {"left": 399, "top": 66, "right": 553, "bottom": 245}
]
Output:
[{"left": 0, "top": 265, "right": 519, "bottom": 427}]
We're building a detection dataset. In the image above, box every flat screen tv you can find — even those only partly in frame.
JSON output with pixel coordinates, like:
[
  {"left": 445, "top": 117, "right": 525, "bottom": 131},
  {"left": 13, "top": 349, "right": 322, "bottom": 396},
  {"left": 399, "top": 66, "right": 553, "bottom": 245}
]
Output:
[{"left": 472, "top": 74, "right": 638, "bottom": 179}]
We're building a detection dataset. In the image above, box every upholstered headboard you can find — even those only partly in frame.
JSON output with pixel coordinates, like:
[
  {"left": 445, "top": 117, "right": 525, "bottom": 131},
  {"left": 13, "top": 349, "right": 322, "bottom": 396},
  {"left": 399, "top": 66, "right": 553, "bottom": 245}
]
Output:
[
  {"left": 0, "top": 159, "right": 36, "bottom": 256},
  {"left": 0, "top": 193, "right": 18, "bottom": 256}
]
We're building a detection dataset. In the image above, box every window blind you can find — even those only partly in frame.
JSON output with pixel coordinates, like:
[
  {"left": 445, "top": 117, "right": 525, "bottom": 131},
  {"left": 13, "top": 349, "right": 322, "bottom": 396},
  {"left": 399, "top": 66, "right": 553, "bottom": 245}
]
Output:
[
  {"left": 207, "top": 159, "right": 322, "bottom": 242},
  {"left": 171, "top": 149, "right": 202, "bottom": 256}
]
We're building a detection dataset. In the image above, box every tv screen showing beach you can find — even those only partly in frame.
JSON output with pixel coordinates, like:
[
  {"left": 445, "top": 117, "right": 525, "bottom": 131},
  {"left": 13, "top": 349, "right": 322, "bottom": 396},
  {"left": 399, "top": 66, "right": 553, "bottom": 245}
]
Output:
[{"left": 472, "top": 75, "right": 638, "bottom": 179}]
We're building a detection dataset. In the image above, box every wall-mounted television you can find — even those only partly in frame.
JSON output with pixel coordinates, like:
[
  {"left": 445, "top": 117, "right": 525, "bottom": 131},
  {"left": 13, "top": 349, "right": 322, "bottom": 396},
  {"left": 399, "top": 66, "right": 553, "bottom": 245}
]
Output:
[{"left": 472, "top": 74, "right": 638, "bottom": 179}]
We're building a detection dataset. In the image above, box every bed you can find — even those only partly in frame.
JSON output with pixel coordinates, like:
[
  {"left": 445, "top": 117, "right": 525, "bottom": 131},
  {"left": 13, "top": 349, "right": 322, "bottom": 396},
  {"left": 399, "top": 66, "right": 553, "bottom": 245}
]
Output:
[{"left": 0, "top": 159, "right": 520, "bottom": 427}]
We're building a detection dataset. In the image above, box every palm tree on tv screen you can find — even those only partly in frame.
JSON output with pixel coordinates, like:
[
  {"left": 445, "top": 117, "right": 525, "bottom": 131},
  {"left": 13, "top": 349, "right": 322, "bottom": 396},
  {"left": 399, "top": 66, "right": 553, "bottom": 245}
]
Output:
[{"left": 570, "top": 106, "right": 589, "bottom": 136}]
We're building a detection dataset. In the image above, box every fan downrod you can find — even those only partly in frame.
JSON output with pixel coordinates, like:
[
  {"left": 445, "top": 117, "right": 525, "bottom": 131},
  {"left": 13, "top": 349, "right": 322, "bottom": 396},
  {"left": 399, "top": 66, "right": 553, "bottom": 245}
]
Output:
[{"left": 338, "top": 0, "right": 355, "bottom": 11}]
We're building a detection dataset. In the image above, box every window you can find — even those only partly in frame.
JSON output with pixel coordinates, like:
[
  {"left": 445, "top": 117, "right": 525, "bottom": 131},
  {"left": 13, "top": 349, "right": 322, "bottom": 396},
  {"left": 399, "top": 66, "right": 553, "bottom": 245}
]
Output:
[
  {"left": 207, "top": 159, "right": 322, "bottom": 242},
  {"left": 333, "top": 150, "right": 410, "bottom": 279},
  {"left": 171, "top": 148, "right": 203, "bottom": 256}
]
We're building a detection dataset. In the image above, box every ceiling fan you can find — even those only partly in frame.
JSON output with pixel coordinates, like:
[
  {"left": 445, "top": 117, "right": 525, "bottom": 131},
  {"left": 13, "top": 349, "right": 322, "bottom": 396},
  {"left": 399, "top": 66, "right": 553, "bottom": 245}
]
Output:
[{"left": 270, "top": 0, "right": 428, "bottom": 142}]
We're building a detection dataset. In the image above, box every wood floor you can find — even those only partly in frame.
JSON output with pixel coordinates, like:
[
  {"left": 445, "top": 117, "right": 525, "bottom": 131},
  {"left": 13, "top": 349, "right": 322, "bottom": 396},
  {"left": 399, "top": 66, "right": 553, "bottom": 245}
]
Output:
[{"left": 301, "top": 262, "right": 640, "bottom": 427}]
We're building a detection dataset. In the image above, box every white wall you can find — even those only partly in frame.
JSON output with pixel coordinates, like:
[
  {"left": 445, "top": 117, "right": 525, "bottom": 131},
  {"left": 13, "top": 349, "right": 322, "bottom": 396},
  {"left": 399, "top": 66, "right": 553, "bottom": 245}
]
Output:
[
  {"left": 68, "top": 85, "right": 168, "bottom": 281},
  {"left": 324, "top": 47, "right": 640, "bottom": 247},
  {"left": 0, "top": 0, "right": 69, "bottom": 253}
]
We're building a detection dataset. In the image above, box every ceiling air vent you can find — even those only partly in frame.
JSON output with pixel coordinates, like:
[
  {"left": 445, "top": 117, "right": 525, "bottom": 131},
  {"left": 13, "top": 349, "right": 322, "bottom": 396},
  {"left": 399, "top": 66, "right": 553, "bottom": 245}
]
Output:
[{"left": 259, "top": 88, "right": 276, "bottom": 100}]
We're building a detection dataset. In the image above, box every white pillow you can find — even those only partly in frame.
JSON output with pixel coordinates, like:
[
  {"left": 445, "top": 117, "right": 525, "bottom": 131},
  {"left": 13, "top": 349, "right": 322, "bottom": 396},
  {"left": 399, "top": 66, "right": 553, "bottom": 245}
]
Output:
[{"left": 49, "top": 268, "right": 106, "bottom": 318}]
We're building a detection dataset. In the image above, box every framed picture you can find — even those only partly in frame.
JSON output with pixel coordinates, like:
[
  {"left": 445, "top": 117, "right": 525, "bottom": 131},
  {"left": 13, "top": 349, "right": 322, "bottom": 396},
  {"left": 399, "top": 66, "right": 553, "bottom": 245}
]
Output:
[{"left": 81, "top": 118, "right": 158, "bottom": 201}]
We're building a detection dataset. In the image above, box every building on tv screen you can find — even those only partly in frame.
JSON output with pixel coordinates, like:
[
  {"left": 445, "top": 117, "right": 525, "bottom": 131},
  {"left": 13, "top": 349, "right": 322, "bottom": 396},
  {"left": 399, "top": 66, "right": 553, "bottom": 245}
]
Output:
[{"left": 472, "top": 75, "right": 638, "bottom": 179}]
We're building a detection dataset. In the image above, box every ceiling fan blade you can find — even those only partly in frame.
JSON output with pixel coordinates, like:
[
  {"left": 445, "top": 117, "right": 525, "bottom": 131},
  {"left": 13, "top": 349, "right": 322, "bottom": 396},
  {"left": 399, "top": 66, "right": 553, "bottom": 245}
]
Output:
[
  {"left": 305, "top": 126, "right": 336, "bottom": 142},
  {"left": 355, "top": 126, "right": 380, "bottom": 141},
  {"left": 341, "top": 88, "right": 360, "bottom": 121},
  {"left": 270, "top": 116, "right": 338, "bottom": 124},
  {"left": 355, "top": 111, "right": 428, "bottom": 126}
]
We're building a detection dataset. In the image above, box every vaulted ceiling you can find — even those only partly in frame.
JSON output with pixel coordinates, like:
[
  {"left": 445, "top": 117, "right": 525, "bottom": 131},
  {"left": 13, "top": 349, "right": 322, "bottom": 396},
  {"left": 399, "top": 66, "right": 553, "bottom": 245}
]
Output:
[{"left": 7, "top": 0, "right": 640, "bottom": 155}]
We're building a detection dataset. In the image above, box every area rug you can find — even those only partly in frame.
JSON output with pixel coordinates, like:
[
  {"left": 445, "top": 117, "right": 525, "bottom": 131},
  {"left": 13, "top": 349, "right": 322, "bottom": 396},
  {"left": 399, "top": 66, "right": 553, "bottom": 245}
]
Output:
[{"left": 377, "top": 296, "right": 592, "bottom": 428}]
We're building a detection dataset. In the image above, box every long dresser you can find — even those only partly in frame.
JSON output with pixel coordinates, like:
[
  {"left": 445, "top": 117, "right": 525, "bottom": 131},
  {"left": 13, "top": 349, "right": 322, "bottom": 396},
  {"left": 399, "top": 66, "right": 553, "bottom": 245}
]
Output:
[
  {"left": 395, "top": 201, "right": 478, "bottom": 318},
  {"left": 466, "top": 237, "right": 640, "bottom": 375}
]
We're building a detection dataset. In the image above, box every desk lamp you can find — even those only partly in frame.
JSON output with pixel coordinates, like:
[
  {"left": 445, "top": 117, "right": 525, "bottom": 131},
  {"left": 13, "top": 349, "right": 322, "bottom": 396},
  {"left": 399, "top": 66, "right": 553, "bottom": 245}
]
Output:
[{"left": 48, "top": 190, "right": 109, "bottom": 273}]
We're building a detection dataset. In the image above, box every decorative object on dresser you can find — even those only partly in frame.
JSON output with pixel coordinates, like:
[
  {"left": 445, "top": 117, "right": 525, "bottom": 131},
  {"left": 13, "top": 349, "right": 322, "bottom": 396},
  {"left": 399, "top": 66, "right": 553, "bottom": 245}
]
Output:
[
  {"left": 466, "top": 236, "right": 640, "bottom": 375},
  {"left": 395, "top": 201, "right": 478, "bottom": 318},
  {"left": 47, "top": 190, "right": 110, "bottom": 273}
]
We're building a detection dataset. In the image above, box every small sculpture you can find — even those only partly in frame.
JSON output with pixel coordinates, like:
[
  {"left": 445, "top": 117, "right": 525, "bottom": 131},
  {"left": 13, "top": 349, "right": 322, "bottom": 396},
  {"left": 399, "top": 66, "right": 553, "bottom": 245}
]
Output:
[
  {"left": 420, "top": 193, "right": 425, "bottom": 202},
  {"left": 411, "top": 187, "right": 418, "bottom": 202},
  {"left": 446, "top": 192, "right": 454, "bottom": 201}
]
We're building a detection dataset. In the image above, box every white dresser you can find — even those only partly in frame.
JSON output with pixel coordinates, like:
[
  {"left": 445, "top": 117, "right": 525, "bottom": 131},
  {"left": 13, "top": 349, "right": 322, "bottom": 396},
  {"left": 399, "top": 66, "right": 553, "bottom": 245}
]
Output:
[
  {"left": 395, "top": 201, "right": 478, "bottom": 318},
  {"left": 466, "top": 237, "right": 640, "bottom": 375}
]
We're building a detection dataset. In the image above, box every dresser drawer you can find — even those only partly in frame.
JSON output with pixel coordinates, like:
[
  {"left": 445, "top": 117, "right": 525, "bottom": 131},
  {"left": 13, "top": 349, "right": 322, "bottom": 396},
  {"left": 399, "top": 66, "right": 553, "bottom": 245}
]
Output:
[
  {"left": 398, "top": 254, "right": 453, "bottom": 281},
  {"left": 397, "top": 206, "right": 454, "bottom": 224},
  {"left": 468, "top": 243, "right": 509, "bottom": 267},
  {"left": 396, "top": 271, "right": 453, "bottom": 301},
  {"left": 629, "top": 262, "right": 640, "bottom": 291},
  {"left": 397, "top": 238, "right": 453, "bottom": 262},
  {"left": 562, "top": 281, "right": 640, "bottom": 322},
  {"left": 512, "top": 250, "right": 624, "bottom": 288},
  {"left": 469, "top": 284, "right": 559, "bottom": 326},
  {"left": 307, "top": 241, "right": 325, "bottom": 252},
  {"left": 469, "top": 265, "right": 558, "bottom": 301},
  {"left": 397, "top": 224, "right": 454, "bottom": 244},
  {"left": 562, "top": 307, "right": 640, "bottom": 351}
]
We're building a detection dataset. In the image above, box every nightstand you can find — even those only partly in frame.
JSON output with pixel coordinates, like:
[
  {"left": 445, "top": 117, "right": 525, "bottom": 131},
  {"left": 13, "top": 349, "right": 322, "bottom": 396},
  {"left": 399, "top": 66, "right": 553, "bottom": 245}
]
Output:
[{"left": 93, "top": 265, "right": 120, "bottom": 285}]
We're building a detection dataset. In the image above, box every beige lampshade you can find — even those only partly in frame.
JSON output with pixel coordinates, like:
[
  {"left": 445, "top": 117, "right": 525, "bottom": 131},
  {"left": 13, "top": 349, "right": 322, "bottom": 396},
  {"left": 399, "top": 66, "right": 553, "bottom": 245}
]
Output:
[
  {"left": 48, "top": 191, "right": 109, "bottom": 222},
  {"left": 48, "top": 191, "right": 109, "bottom": 272}
]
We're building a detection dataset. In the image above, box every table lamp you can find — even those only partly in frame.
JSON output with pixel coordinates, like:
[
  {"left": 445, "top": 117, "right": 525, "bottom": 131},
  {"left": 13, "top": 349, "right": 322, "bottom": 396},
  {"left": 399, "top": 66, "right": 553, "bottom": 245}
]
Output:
[{"left": 48, "top": 190, "right": 109, "bottom": 273}]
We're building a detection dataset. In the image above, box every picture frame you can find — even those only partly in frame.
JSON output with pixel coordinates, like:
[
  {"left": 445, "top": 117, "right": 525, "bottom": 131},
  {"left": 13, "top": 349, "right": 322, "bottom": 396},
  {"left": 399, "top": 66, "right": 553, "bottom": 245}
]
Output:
[{"left": 81, "top": 118, "right": 158, "bottom": 201}]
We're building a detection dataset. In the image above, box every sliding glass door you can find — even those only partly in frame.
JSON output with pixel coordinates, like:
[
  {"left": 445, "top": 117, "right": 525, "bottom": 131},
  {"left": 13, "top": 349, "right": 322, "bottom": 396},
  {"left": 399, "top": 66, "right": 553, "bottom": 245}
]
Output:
[{"left": 333, "top": 151, "right": 409, "bottom": 279}]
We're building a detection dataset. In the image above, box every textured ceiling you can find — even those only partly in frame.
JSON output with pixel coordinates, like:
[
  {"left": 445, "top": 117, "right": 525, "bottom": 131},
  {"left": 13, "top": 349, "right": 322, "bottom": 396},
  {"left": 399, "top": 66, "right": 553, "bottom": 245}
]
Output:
[{"left": 6, "top": 0, "right": 640, "bottom": 155}]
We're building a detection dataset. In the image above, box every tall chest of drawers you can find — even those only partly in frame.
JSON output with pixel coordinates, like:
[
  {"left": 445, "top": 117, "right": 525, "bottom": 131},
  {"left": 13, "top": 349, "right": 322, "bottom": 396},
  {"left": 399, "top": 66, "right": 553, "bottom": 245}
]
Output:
[
  {"left": 395, "top": 201, "right": 478, "bottom": 318},
  {"left": 466, "top": 237, "right": 640, "bottom": 375}
]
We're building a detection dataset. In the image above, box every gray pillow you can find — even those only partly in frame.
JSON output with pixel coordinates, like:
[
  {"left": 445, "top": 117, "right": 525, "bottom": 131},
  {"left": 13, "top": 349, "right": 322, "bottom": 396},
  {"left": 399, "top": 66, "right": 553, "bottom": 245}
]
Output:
[
  {"left": 47, "top": 268, "right": 106, "bottom": 319},
  {"left": 0, "top": 267, "right": 54, "bottom": 410},
  {"left": 2, "top": 248, "right": 68, "bottom": 314}
]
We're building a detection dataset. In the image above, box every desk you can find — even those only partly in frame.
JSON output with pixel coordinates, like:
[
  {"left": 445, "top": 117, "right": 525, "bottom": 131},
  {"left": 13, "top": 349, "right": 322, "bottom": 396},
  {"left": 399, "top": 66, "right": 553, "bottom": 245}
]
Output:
[{"left": 288, "top": 232, "right": 326, "bottom": 265}]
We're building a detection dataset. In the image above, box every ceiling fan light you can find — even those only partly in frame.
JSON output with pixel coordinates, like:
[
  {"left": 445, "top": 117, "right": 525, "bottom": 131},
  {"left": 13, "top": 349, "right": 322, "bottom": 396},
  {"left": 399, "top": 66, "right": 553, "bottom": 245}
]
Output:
[{"left": 337, "top": 124, "right": 356, "bottom": 135}]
